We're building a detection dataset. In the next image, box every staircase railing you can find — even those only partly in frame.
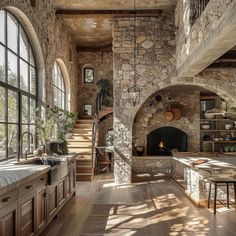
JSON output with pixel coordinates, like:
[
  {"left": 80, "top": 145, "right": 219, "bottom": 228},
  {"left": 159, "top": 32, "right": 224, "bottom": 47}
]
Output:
[
  {"left": 191, "top": 0, "right": 210, "bottom": 25},
  {"left": 91, "top": 92, "right": 103, "bottom": 171}
]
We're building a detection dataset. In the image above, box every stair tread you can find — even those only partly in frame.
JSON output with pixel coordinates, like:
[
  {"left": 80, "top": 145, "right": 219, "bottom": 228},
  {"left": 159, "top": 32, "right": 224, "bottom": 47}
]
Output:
[{"left": 76, "top": 173, "right": 93, "bottom": 176}]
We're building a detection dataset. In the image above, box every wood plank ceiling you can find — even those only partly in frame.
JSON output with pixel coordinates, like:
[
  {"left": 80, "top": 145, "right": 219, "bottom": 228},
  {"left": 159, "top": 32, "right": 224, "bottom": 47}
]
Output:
[{"left": 53, "top": 0, "right": 177, "bottom": 50}]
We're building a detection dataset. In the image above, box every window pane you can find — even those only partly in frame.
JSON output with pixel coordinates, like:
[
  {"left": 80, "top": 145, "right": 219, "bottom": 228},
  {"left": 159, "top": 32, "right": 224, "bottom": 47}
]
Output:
[
  {"left": 21, "top": 124, "right": 29, "bottom": 157},
  {"left": 22, "top": 95, "right": 29, "bottom": 123},
  {"left": 8, "top": 50, "right": 18, "bottom": 87},
  {"left": 84, "top": 104, "right": 92, "bottom": 115},
  {"left": 20, "top": 59, "right": 29, "bottom": 92},
  {"left": 30, "top": 98, "right": 36, "bottom": 124},
  {"left": 7, "top": 13, "right": 18, "bottom": 53},
  {"left": 0, "top": 87, "right": 6, "bottom": 122},
  {"left": 8, "top": 90, "right": 18, "bottom": 123},
  {"left": 8, "top": 124, "right": 18, "bottom": 158},
  {"left": 84, "top": 68, "right": 94, "bottom": 83},
  {"left": 0, "top": 45, "right": 5, "bottom": 82},
  {"left": 0, "top": 10, "right": 5, "bottom": 45},
  {"left": 30, "top": 66, "right": 36, "bottom": 95},
  {"left": 29, "top": 125, "right": 36, "bottom": 152},
  {"left": 30, "top": 48, "right": 35, "bottom": 66},
  {"left": 19, "top": 26, "right": 28, "bottom": 61},
  {"left": 0, "top": 124, "right": 6, "bottom": 160}
]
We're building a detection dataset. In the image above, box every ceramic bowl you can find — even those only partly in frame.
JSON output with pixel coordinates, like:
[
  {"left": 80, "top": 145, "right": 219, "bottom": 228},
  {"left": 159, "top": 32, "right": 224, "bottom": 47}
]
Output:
[
  {"left": 201, "top": 124, "right": 210, "bottom": 129},
  {"left": 225, "top": 124, "right": 232, "bottom": 130},
  {"left": 204, "top": 113, "right": 214, "bottom": 119}
]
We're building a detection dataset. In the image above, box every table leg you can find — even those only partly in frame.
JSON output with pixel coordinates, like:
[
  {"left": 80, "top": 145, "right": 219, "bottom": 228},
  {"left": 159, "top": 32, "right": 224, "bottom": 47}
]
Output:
[
  {"left": 227, "top": 183, "right": 229, "bottom": 208},
  {"left": 208, "top": 181, "right": 212, "bottom": 209},
  {"left": 214, "top": 183, "right": 217, "bottom": 214}
]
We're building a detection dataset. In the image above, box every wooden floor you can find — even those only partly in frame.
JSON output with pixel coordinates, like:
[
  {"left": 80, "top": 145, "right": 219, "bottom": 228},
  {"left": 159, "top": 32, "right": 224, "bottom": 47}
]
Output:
[{"left": 42, "top": 174, "right": 236, "bottom": 236}]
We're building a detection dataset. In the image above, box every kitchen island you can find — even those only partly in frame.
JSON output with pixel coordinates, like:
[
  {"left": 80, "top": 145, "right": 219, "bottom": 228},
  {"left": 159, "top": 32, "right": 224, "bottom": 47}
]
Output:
[
  {"left": 172, "top": 152, "right": 236, "bottom": 207},
  {"left": 0, "top": 154, "right": 77, "bottom": 236}
]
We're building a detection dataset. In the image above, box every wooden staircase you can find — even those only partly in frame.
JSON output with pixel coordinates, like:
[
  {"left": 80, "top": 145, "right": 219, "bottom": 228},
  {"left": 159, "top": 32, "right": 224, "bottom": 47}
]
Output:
[
  {"left": 67, "top": 119, "right": 95, "bottom": 181},
  {"left": 98, "top": 106, "right": 113, "bottom": 120}
]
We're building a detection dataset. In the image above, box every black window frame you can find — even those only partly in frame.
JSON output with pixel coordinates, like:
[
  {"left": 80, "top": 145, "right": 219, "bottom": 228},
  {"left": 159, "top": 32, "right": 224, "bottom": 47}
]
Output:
[{"left": 0, "top": 10, "right": 39, "bottom": 162}]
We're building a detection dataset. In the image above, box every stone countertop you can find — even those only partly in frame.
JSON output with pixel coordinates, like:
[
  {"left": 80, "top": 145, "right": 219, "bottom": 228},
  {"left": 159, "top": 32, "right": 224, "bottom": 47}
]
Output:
[
  {"left": 132, "top": 156, "right": 173, "bottom": 160},
  {"left": 0, "top": 153, "right": 77, "bottom": 195},
  {"left": 173, "top": 156, "right": 236, "bottom": 178},
  {"left": 0, "top": 164, "right": 50, "bottom": 195}
]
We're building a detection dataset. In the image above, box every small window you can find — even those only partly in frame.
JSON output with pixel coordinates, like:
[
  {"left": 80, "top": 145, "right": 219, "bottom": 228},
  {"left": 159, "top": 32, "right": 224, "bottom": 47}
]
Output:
[
  {"left": 84, "top": 104, "right": 92, "bottom": 116},
  {"left": 84, "top": 67, "right": 94, "bottom": 83}
]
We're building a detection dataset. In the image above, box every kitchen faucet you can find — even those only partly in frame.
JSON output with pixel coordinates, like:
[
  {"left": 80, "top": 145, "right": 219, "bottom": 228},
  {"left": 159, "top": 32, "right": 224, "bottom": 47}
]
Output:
[{"left": 20, "top": 131, "right": 34, "bottom": 160}]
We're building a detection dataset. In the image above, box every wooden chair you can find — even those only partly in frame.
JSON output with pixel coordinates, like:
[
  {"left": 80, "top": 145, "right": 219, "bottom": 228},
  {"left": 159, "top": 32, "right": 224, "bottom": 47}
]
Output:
[{"left": 96, "top": 149, "right": 111, "bottom": 174}]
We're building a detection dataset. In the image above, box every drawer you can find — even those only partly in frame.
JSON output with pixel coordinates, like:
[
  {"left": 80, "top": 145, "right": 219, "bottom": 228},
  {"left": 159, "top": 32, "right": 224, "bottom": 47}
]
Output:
[
  {"left": 0, "top": 189, "right": 17, "bottom": 209},
  {"left": 18, "top": 174, "right": 47, "bottom": 197}
]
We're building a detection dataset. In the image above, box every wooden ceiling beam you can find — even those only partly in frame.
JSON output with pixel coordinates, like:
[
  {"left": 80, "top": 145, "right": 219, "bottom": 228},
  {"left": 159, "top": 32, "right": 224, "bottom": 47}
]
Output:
[
  {"left": 55, "top": 9, "right": 162, "bottom": 17},
  {"left": 207, "top": 62, "right": 236, "bottom": 69},
  {"left": 76, "top": 44, "right": 112, "bottom": 52}
]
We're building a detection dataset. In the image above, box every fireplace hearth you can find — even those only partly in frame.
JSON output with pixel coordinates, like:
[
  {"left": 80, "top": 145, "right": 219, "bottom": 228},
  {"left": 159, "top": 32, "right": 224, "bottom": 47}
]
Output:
[{"left": 147, "top": 126, "right": 187, "bottom": 155}]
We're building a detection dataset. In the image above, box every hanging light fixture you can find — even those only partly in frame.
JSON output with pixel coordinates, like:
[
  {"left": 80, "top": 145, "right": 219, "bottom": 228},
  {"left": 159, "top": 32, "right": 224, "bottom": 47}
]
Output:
[{"left": 127, "top": 0, "right": 142, "bottom": 106}]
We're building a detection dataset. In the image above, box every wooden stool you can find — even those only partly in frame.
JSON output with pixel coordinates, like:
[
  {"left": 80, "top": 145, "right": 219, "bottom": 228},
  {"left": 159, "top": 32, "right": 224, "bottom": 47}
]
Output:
[{"left": 207, "top": 178, "right": 236, "bottom": 214}]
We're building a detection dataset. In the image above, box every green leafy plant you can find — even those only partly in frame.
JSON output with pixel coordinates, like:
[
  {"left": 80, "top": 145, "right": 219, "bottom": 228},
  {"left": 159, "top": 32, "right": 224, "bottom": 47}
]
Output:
[{"left": 35, "top": 106, "right": 76, "bottom": 145}]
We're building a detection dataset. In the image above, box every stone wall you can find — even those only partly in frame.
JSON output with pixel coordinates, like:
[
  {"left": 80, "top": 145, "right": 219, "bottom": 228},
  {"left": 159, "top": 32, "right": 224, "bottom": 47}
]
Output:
[
  {"left": 77, "top": 52, "right": 113, "bottom": 118},
  {"left": 176, "top": 0, "right": 234, "bottom": 71},
  {"left": 112, "top": 11, "right": 236, "bottom": 184},
  {"left": 98, "top": 114, "right": 113, "bottom": 146},
  {"left": 133, "top": 88, "right": 200, "bottom": 154},
  {"left": 113, "top": 12, "right": 177, "bottom": 184},
  {"left": 132, "top": 156, "right": 173, "bottom": 177},
  {"left": 0, "top": 0, "right": 78, "bottom": 113}
]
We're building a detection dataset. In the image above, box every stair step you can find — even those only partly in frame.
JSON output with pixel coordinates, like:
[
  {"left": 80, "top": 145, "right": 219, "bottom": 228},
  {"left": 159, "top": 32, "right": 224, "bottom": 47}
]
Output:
[
  {"left": 74, "top": 123, "right": 93, "bottom": 128},
  {"left": 67, "top": 143, "right": 92, "bottom": 148},
  {"left": 68, "top": 149, "right": 92, "bottom": 154},
  {"left": 76, "top": 174, "right": 93, "bottom": 181},
  {"left": 76, "top": 119, "right": 93, "bottom": 124},
  {"left": 73, "top": 130, "right": 93, "bottom": 134},
  {"left": 77, "top": 167, "right": 93, "bottom": 173}
]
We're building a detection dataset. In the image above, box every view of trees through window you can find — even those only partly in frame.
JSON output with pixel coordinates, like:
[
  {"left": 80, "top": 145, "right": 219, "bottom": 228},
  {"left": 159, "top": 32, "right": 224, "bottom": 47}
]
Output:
[
  {"left": 0, "top": 10, "right": 37, "bottom": 161},
  {"left": 53, "top": 62, "right": 66, "bottom": 110}
]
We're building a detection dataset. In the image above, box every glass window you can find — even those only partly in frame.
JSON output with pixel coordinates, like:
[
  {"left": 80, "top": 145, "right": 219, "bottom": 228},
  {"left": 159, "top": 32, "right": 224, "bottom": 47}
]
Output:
[
  {"left": 53, "top": 62, "right": 66, "bottom": 110},
  {"left": 84, "top": 104, "right": 92, "bottom": 116},
  {"left": 84, "top": 67, "right": 94, "bottom": 83},
  {"left": 0, "top": 10, "right": 38, "bottom": 161},
  {"left": 7, "top": 13, "right": 18, "bottom": 53},
  {"left": 0, "top": 45, "right": 5, "bottom": 82},
  {"left": 0, "top": 10, "right": 5, "bottom": 44}
]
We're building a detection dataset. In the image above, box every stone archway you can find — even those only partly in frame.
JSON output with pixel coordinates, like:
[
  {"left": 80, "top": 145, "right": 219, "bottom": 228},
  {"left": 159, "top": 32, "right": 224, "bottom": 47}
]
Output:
[{"left": 114, "top": 76, "right": 236, "bottom": 184}]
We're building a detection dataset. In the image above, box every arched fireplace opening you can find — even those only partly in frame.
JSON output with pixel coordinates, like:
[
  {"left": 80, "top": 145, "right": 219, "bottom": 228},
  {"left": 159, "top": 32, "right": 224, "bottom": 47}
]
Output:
[{"left": 147, "top": 126, "right": 187, "bottom": 156}]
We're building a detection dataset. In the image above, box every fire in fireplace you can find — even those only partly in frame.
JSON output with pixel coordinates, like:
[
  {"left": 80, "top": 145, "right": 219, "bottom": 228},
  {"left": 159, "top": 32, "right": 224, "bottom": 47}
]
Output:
[{"left": 147, "top": 126, "right": 187, "bottom": 156}]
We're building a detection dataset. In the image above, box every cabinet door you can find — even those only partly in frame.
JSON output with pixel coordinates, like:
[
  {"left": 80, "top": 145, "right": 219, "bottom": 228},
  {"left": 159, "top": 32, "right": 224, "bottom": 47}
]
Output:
[
  {"left": 58, "top": 179, "right": 66, "bottom": 207},
  {"left": 36, "top": 187, "right": 46, "bottom": 232},
  {"left": 0, "top": 203, "right": 17, "bottom": 236},
  {"left": 47, "top": 185, "right": 57, "bottom": 220},
  {"left": 69, "top": 167, "right": 76, "bottom": 194},
  {"left": 18, "top": 194, "right": 35, "bottom": 236}
]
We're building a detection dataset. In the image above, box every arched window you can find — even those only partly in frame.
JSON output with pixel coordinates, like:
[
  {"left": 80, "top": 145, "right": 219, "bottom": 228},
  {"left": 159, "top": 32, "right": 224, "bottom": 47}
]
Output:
[
  {"left": 0, "top": 10, "right": 38, "bottom": 160},
  {"left": 53, "top": 62, "right": 66, "bottom": 110}
]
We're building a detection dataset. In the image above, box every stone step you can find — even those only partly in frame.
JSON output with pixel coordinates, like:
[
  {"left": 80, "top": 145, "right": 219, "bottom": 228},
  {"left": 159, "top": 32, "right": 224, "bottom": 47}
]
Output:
[
  {"left": 73, "top": 129, "right": 93, "bottom": 135},
  {"left": 76, "top": 154, "right": 92, "bottom": 160}
]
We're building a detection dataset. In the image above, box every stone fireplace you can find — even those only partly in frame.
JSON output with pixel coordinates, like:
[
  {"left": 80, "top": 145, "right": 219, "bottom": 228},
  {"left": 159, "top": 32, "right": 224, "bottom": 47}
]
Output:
[{"left": 147, "top": 126, "right": 187, "bottom": 156}]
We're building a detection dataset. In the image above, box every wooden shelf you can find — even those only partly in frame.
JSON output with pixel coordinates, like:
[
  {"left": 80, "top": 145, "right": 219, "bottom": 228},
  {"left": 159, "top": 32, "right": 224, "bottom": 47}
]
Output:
[
  {"left": 201, "top": 140, "right": 236, "bottom": 143},
  {"left": 201, "top": 129, "right": 236, "bottom": 132},
  {"left": 201, "top": 119, "right": 231, "bottom": 121}
]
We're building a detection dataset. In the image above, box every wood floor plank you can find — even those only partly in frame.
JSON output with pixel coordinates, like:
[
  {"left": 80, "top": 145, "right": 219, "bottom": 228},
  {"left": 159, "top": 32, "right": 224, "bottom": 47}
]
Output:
[{"left": 41, "top": 175, "right": 236, "bottom": 236}]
